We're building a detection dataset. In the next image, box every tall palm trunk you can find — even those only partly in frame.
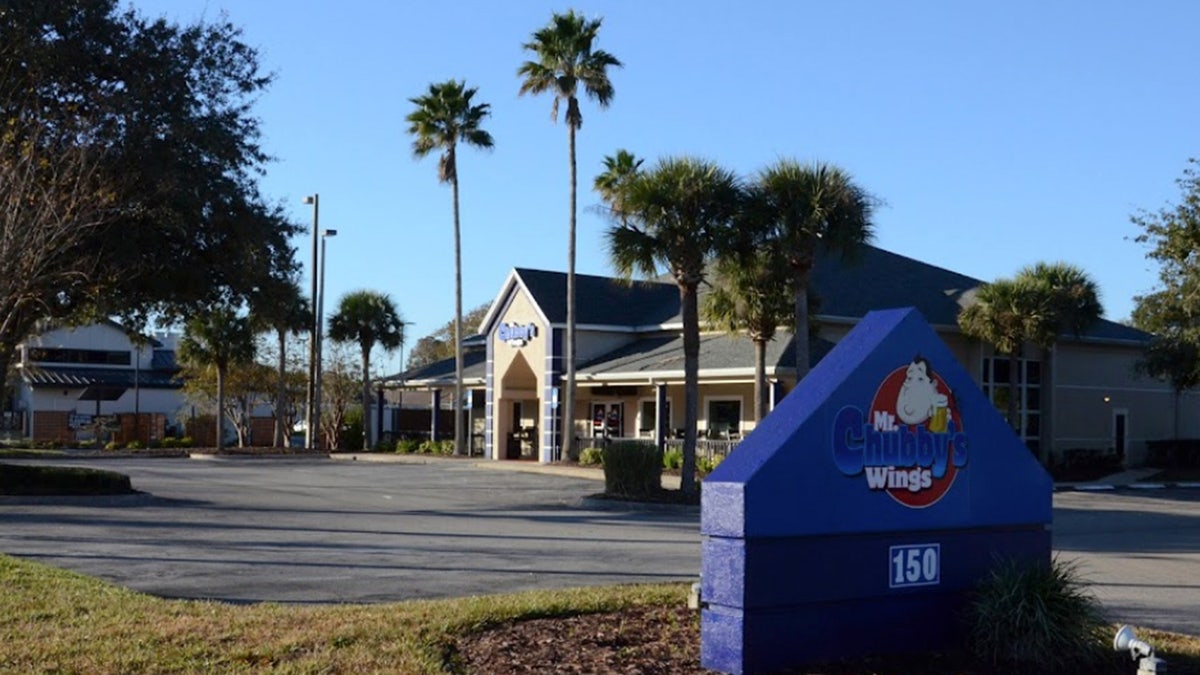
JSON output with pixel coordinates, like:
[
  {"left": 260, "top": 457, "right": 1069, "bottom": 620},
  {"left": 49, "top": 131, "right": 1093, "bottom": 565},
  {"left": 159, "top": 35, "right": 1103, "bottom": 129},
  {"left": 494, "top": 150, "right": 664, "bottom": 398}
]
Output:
[
  {"left": 753, "top": 338, "right": 767, "bottom": 421},
  {"left": 361, "top": 344, "right": 372, "bottom": 451},
  {"left": 216, "top": 366, "right": 226, "bottom": 451},
  {"left": 563, "top": 123, "right": 578, "bottom": 461},
  {"left": 274, "top": 327, "right": 287, "bottom": 448},
  {"left": 680, "top": 281, "right": 700, "bottom": 495},
  {"left": 452, "top": 174, "right": 465, "bottom": 456},
  {"left": 793, "top": 274, "right": 811, "bottom": 380}
]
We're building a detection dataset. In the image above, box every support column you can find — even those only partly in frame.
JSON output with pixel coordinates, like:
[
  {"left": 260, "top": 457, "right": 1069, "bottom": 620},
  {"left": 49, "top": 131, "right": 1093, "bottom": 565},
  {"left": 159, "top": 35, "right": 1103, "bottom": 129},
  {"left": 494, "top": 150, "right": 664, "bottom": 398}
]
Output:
[
  {"left": 431, "top": 388, "right": 441, "bottom": 441},
  {"left": 655, "top": 382, "right": 668, "bottom": 456},
  {"left": 376, "top": 387, "right": 385, "bottom": 448}
]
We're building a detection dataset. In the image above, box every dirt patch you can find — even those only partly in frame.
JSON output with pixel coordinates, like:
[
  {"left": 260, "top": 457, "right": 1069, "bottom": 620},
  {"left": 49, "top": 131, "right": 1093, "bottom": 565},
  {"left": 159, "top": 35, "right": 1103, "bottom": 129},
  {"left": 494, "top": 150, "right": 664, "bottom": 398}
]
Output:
[{"left": 454, "top": 605, "right": 705, "bottom": 674}]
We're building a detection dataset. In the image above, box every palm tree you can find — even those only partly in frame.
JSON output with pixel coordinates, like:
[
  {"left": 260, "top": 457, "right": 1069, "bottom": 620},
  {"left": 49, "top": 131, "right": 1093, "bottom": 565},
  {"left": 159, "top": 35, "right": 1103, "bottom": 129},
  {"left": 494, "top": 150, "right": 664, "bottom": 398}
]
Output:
[
  {"left": 958, "top": 277, "right": 1045, "bottom": 432},
  {"left": 703, "top": 248, "right": 793, "bottom": 422},
  {"left": 406, "top": 79, "right": 493, "bottom": 456},
  {"left": 519, "top": 10, "right": 622, "bottom": 460},
  {"left": 607, "top": 157, "right": 742, "bottom": 494},
  {"left": 754, "top": 160, "right": 876, "bottom": 380},
  {"left": 327, "top": 290, "right": 406, "bottom": 452},
  {"left": 249, "top": 275, "right": 310, "bottom": 448},
  {"left": 594, "top": 149, "right": 643, "bottom": 227},
  {"left": 177, "top": 306, "right": 256, "bottom": 451},
  {"left": 1015, "top": 262, "right": 1102, "bottom": 461}
]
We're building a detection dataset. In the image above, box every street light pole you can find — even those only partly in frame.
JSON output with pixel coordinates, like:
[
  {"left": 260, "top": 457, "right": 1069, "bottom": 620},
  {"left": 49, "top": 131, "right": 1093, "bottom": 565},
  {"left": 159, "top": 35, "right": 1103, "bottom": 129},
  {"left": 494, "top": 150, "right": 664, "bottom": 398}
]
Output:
[
  {"left": 303, "top": 194, "right": 319, "bottom": 449},
  {"left": 315, "top": 228, "right": 337, "bottom": 450}
]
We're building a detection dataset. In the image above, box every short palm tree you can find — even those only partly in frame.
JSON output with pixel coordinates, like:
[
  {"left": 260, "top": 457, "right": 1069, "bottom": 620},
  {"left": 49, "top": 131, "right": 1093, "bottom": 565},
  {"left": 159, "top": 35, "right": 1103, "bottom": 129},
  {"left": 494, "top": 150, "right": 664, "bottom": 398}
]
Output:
[
  {"left": 1015, "top": 262, "right": 1102, "bottom": 460},
  {"left": 594, "top": 149, "right": 643, "bottom": 227},
  {"left": 958, "top": 277, "right": 1046, "bottom": 432},
  {"left": 327, "top": 290, "right": 406, "bottom": 452},
  {"left": 755, "top": 160, "right": 876, "bottom": 380},
  {"left": 177, "top": 305, "right": 256, "bottom": 451},
  {"left": 519, "top": 10, "right": 621, "bottom": 459},
  {"left": 406, "top": 79, "right": 493, "bottom": 456},
  {"left": 250, "top": 275, "right": 310, "bottom": 447},
  {"left": 607, "top": 156, "right": 742, "bottom": 494},
  {"left": 703, "top": 246, "right": 794, "bottom": 422}
]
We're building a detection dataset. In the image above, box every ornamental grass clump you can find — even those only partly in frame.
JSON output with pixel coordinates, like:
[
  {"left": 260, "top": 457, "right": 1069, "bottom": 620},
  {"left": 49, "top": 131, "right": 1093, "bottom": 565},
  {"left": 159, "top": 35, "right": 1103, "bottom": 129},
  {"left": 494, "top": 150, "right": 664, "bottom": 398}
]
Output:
[{"left": 968, "top": 556, "right": 1109, "bottom": 673}]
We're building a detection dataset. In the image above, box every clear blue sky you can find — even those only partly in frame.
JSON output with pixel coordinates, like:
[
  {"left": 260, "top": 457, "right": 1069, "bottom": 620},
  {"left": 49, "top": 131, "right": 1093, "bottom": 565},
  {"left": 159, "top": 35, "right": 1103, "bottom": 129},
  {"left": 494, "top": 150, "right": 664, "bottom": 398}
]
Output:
[{"left": 132, "top": 1, "right": 1200, "bottom": 374}]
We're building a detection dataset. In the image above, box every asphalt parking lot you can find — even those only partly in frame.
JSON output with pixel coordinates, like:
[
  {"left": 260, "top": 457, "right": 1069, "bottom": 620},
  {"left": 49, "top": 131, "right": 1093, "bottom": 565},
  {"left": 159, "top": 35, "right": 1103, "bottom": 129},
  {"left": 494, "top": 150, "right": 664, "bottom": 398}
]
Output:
[
  {"left": 2, "top": 457, "right": 1199, "bottom": 638},
  {"left": 0, "top": 457, "right": 699, "bottom": 603}
]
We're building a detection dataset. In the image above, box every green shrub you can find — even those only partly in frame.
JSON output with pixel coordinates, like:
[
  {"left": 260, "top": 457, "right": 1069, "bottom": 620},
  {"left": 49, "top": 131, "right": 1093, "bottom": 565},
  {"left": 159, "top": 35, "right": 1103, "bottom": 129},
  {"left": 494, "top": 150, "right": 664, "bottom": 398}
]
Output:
[
  {"left": 697, "top": 453, "right": 724, "bottom": 475},
  {"left": 603, "top": 441, "right": 662, "bottom": 498},
  {"left": 125, "top": 440, "right": 145, "bottom": 450},
  {"left": 579, "top": 447, "right": 604, "bottom": 466},
  {"left": 159, "top": 437, "right": 177, "bottom": 448},
  {"left": 436, "top": 440, "right": 455, "bottom": 455},
  {"left": 178, "top": 436, "right": 194, "bottom": 448},
  {"left": 968, "top": 556, "right": 1108, "bottom": 673},
  {"left": 0, "top": 464, "right": 133, "bottom": 495},
  {"left": 396, "top": 439, "right": 421, "bottom": 454},
  {"left": 662, "top": 448, "right": 683, "bottom": 470},
  {"left": 104, "top": 440, "right": 123, "bottom": 451}
]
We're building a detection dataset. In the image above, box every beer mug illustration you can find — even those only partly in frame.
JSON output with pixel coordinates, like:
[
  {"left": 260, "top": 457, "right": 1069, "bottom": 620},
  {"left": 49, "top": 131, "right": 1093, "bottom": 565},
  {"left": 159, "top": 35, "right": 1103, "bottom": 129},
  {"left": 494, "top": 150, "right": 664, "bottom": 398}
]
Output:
[{"left": 929, "top": 393, "right": 949, "bottom": 432}]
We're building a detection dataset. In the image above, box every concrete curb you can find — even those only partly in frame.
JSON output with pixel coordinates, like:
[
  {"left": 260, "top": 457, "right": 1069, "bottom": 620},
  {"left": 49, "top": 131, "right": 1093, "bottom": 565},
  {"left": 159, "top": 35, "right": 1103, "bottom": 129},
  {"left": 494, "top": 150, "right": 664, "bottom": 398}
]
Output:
[{"left": 1054, "top": 481, "right": 1200, "bottom": 492}]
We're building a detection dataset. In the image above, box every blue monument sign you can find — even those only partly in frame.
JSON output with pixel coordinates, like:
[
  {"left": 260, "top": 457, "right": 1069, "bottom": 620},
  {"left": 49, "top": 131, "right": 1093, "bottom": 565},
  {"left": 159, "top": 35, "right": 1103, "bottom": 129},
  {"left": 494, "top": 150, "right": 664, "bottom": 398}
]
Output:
[{"left": 700, "top": 307, "right": 1052, "bottom": 674}]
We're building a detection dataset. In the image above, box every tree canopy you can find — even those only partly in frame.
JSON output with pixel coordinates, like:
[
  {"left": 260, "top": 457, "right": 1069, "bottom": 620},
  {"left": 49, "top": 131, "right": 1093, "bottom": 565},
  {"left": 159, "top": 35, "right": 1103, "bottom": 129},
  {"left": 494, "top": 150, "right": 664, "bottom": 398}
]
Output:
[{"left": 0, "top": 0, "right": 298, "bottom": 382}]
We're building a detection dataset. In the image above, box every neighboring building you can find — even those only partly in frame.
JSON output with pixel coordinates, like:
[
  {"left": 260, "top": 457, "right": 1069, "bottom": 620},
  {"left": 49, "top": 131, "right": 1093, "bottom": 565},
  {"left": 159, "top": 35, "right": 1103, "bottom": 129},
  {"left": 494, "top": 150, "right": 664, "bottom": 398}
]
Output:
[
  {"left": 380, "top": 244, "right": 1179, "bottom": 467},
  {"left": 11, "top": 322, "right": 185, "bottom": 444}
]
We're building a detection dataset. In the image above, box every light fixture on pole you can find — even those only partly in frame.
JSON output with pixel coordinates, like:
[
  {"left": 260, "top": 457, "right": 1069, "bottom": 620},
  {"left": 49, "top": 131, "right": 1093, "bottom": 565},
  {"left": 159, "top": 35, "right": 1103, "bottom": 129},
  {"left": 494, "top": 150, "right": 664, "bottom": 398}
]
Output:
[
  {"left": 302, "top": 194, "right": 319, "bottom": 449},
  {"left": 315, "top": 228, "right": 337, "bottom": 450}
]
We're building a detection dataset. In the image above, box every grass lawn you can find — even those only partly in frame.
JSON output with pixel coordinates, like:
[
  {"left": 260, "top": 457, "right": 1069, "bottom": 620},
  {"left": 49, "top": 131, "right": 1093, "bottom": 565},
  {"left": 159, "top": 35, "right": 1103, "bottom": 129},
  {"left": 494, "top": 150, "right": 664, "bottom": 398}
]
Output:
[
  {"left": 3, "top": 554, "right": 1200, "bottom": 674},
  {"left": 0, "top": 554, "right": 681, "bottom": 674}
]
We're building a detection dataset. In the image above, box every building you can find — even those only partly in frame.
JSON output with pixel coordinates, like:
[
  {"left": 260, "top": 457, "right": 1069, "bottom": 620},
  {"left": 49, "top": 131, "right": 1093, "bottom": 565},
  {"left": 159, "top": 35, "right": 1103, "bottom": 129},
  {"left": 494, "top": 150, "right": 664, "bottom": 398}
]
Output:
[
  {"left": 384, "top": 244, "right": 1176, "bottom": 466},
  {"left": 11, "top": 322, "right": 186, "bottom": 444}
]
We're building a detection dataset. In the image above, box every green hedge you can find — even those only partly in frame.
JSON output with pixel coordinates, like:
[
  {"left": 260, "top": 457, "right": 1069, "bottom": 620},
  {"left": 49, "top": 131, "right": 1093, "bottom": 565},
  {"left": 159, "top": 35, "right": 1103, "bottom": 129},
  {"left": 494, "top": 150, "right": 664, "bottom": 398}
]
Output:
[
  {"left": 603, "top": 441, "right": 662, "bottom": 498},
  {"left": 0, "top": 463, "right": 134, "bottom": 496}
]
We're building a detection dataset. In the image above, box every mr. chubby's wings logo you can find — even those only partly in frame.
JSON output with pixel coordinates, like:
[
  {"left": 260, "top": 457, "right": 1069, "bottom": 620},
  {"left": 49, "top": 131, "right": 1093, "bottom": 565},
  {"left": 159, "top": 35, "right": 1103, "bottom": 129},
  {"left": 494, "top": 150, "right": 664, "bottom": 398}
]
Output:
[{"left": 832, "top": 356, "right": 969, "bottom": 508}]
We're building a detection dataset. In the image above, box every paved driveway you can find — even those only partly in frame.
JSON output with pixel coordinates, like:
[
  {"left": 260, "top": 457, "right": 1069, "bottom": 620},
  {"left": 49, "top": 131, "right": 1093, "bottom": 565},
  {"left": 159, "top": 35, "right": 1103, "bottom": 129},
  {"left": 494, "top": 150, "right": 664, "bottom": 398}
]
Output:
[
  {"left": 0, "top": 457, "right": 699, "bottom": 603},
  {"left": 2, "top": 457, "right": 1199, "bottom": 638}
]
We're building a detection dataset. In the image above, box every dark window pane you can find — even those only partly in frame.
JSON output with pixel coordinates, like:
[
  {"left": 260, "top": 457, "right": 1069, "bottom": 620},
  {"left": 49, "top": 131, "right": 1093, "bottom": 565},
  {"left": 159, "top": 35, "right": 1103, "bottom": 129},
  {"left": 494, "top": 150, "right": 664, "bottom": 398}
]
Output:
[
  {"left": 993, "top": 359, "right": 1011, "bottom": 384},
  {"left": 1024, "top": 413, "right": 1040, "bottom": 437},
  {"left": 1025, "top": 388, "right": 1041, "bottom": 411},
  {"left": 1026, "top": 360, "right": 1041, "bottom": 385},
  {"left": 982, "top": 358, "right": 992, "bottom": 384},
  {"left": 708, "top": 400, "right": 741, "bottom": 436},
  {"left": 991, "top": 387, "right": 1010, "bottom": 411}
]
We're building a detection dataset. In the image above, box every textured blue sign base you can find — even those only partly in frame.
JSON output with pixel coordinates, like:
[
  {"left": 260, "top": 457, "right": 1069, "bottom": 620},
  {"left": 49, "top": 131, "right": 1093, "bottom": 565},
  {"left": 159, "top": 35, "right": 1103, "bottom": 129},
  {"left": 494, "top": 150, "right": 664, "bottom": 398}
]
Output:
[
  {"left": 699, "top": 308, "right": 1052, "bottom": 674},
  {"left": 700, "top": 527, "right": 1050, "bottom": 674}
]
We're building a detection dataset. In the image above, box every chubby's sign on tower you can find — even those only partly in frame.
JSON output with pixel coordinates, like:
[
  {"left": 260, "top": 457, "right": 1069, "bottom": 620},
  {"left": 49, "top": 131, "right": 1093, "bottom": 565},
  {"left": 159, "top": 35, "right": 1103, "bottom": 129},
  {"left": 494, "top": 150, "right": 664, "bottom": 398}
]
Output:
[{"left": 700, "top": 307, "right": 1052, "bottom": 674}]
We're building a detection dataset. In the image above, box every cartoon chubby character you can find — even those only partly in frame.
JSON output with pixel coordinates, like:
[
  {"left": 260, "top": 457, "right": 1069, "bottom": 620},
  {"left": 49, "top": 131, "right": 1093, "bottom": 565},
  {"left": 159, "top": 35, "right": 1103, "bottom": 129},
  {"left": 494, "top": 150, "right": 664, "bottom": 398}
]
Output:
[{"left": 896, "top": 355, "right": 949, "bottom": 428}]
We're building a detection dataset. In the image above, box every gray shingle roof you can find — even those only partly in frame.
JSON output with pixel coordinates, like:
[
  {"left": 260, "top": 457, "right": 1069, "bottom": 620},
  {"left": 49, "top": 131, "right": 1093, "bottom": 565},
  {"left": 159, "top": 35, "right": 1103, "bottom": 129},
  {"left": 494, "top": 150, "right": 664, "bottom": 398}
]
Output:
[
  {"left": 379, "top": 347, "right": 487, "bottom": 387},
  {"left": 521, "top": 245, "right": 1148, "bottom": 344},
  {"left": 514, "top": 268, "right": 679, "bottom": 327},
  {"left": 579, "top": 331, "right": 835, "bottom": 375}
]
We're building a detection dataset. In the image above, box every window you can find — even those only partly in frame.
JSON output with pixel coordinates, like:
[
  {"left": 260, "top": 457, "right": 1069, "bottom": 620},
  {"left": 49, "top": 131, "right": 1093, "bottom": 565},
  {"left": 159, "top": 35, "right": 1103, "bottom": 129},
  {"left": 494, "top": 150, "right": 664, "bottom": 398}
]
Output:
[
  {"left": 638, "top": 398, "right": 671, "bottom": 437},
  {"left": 27, "top": 348, "right": 130, "bottom": 366},
  {"left": 981, "top": 355, "right": 1041, "bottom": 452},
  {"left": 706, "top": 399, "right": 742, "bottom": 438}
]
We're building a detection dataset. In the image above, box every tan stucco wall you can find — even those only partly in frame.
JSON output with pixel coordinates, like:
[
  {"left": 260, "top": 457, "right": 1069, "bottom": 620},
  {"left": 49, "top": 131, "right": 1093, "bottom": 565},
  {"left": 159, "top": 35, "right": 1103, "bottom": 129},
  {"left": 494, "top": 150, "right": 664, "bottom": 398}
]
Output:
[
  {"left": 490, "top": 289, "right": 547, "bottom": 457},
  {"left": 1052, "top": 342, "right": 1179, "bottom": 465}
]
